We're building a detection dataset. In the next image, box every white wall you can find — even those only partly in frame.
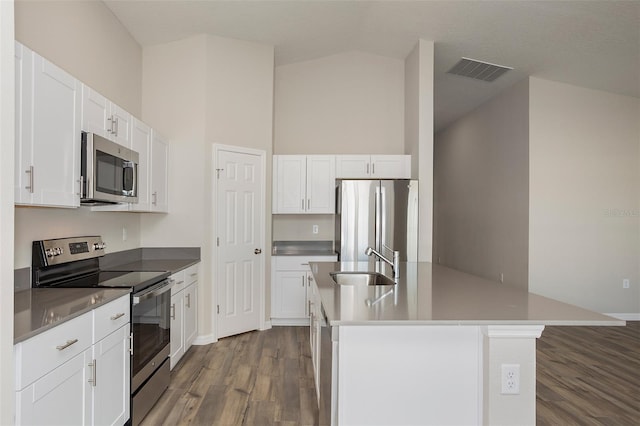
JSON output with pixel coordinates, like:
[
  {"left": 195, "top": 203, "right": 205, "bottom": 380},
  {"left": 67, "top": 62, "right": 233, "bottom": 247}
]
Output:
[
  {"left": 404, "top": 40, "right": 434, "bottom": 262},
  {"left": 274, "top": 51, "right": 404, "bottom": 154},
  {"left": 434, "top": 79, "right": 529, "bottom": 289},
  {"left": 0, "top": 1, "right": 16, "bottom": 422},
  {"left": 141, "top": 35, "right": 274, "bottom": 341},
  {"left": 13, "top": 0, "right": 143, "bottom": 269},
  {"left": 15, "top": 0, "right": 142, "bottom": 116},
  {"left": 273, "top": 214, "right": 334, "bottom": 241},
  {"left": 529, "top": 77, "right": 640, "bottom": 314}
]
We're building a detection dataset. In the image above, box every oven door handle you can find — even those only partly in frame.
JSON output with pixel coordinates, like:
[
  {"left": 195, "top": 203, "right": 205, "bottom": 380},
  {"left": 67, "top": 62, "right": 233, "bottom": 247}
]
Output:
[{"left": 132, "top": 279, "right": 173, "bottom": 305}]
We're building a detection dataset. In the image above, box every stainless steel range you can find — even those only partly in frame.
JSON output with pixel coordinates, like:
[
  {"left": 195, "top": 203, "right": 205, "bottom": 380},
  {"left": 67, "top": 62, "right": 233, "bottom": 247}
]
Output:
[{"left": 32, "top": 236, "right": 172, "bottom": 425}]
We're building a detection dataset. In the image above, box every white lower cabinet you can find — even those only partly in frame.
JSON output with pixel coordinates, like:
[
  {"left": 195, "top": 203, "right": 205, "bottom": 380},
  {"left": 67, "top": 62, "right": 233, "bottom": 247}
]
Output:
[
  {"left": 271, "top": 255, "right": 336, "bottom": 325},
  {"left": 169, "top": 263, "right": 199, "bottom": 370},
  {"left": 14, "top": 294, "right": 131, "bottom": 426}
]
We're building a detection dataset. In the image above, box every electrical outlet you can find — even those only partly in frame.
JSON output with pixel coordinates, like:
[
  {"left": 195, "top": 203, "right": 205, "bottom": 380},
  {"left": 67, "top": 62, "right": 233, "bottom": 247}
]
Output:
[
  {"left": 623, "top": 279, "right": 630, "bottom": 289},
  {"left": 500, "top": 273, "right": 504, "bottom": 283},
  {"left": 122, "top": 226, "right": 127, "bottom": 241},
  {"left": 501, "top": 364, "right": 520, "bottom": 395},
  {"left": 312, "top": 225, "right": 319, "bottom": 234}
]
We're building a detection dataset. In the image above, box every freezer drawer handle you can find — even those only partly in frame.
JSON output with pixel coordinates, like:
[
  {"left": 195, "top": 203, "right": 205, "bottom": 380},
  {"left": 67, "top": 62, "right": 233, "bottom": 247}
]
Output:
[{"left": 56, "top": 339, "right": 78, "bottom": 351}]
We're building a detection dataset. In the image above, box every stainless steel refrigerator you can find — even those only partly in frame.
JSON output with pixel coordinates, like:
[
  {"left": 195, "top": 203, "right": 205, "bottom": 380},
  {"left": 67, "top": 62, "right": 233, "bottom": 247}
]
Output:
[{"left": 335, "top": 179, "right": 419, "bottom": 262}]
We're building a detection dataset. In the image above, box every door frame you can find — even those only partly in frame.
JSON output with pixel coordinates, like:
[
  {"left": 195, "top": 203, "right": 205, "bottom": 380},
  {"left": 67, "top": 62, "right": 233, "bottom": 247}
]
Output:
[{"left": 212, "top": 143, "right": 267, "bottom": 339}]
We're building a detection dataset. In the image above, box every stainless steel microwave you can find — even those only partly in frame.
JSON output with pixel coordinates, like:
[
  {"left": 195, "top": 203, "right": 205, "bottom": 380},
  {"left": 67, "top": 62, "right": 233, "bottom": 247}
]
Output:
[{"left": 80, "top": 132, "right": 139, "bottom": 205}]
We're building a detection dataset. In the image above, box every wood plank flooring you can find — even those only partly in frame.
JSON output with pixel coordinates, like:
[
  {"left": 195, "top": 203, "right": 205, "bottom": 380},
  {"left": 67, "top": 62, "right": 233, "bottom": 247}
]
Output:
[
  {"left": 536, "top": 321, "right": 640, "bottom": 425},
  {"left": 142, "top": 323, "right": 639, "bottom": 425},
  {"left": 140, "top": 327, "right": 318, "bottom": 426}
]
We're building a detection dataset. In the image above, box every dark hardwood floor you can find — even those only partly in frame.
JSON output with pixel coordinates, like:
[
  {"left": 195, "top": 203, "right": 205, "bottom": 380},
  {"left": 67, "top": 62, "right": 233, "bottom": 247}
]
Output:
[{"left": 142, "top": 322, "right": 639, "bottom": 425}]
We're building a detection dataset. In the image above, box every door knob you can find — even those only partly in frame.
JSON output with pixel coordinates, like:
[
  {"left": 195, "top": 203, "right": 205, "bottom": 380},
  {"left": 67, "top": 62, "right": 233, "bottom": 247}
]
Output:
[{"left": 254, "top": 248, "right": 262, "bottom": 254}]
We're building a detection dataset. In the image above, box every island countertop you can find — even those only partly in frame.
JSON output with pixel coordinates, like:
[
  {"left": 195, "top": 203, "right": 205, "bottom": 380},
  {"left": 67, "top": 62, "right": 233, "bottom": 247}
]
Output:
[{"left": 309, "top": 261, "right": 623, "bottom": 326}]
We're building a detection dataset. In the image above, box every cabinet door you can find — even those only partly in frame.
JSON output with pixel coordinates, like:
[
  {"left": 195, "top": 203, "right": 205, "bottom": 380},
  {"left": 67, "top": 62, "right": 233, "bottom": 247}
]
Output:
[
  {"left": 129, "top": 119, "right": 152, "bottom": 211},
  {"left": 273, "top": 271, "right": 307, "bottom": 318},
  {"left": 274, "top": 155, "right": 306, "bottom": 213},
  {"left": 81, "top": 84, "right": 110, "bottom": 139},
  {"left": 306, "top": 155, "right": 336, "bottom": 214},
  {"left": 110, "top": 103, "right": 132, "bottom": 147},
  {"left": 184, "top": 282, "right": 198, "bottom": 350},
  {"left": 16, "top": 348, "right": 92, "bottom": 426},
  {"left": 29, "top": 53, "right": 81, "bottom": 207},
  {"left": 170, "top": 291, "right": 184, "bottom": 370},
  {"left": 335, "top": 155, "right": 370, "bottom": 178},
  {"left": 370, "top": 155, "right": 411, "bottom": 178},
  {"left": 14, "top": 42, "right": 33, "bottom": 204},
  {"left": 150, "top": 130, "right": 169, "bottom": 212},
  {"left": 92, "top": 324, "right": 130, "bottom": 426}
]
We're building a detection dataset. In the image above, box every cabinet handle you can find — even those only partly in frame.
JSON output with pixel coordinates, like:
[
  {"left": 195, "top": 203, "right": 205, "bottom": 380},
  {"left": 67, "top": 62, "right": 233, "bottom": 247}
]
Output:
[
  {"left": 366, "top": 163, "right": 369, "bottom": 174},
  {"left": 129, "top": 333, "right": 134, "bottom": 355},
  {"left": 56, "top": 339, "right": 78, "bottom": 351},
  {"left": 25, "top": 166, "right": 34, "bottom": 193},
  {"left": 88, "top": 359, "right": 97, "bottom": 387},
  {"left": 307, "top": 199, "right": 310, "bottom": 210},
  {"left": 114, "top": 117, "right": 119, "bottom": 137},
  {"left": 107, "top": 117, "right": 112, "bottom": 133},
  {"left": 372, "top": 163, "right": 375, "bottom": 175},
  {"left": 110, "top": 312, "right": 125, "bottom": 320},
  {"left": 189, "top": 273, "right": 198, "bottom": 277},
  {"left": 301, "top": 199, "right": 305, "bottom": 210},
  {"left": 300, "top": 263, "right": 309, "bottom": 266},
  {"left": 176, "top": 280, "right": 184, "bottom": 285},
  {"left": 152, "top": 191, "right": 158, "bottom": 206},
  {"left": 170, "top": 303, "right": 176, "bottom": 320},
  {"left": 308, "top": 300, "right": 311, "bottom": 316},
  {"left": 186, "top": 293, "right": 191, "bottom": 308},
  {"left": 302, "top": 276, "right": 305, "bottom": 287}
]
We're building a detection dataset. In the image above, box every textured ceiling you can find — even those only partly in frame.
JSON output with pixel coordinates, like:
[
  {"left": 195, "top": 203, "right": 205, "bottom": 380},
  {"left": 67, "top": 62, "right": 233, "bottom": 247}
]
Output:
[{"left": 104, "top": 0, "right": 640, "bottom": 131}]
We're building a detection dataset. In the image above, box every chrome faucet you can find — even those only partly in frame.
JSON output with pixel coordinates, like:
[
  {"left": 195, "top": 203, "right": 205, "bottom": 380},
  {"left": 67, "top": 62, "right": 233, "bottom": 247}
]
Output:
[{"left": 365, "top": 247, "right": 400, "bottom": 279}]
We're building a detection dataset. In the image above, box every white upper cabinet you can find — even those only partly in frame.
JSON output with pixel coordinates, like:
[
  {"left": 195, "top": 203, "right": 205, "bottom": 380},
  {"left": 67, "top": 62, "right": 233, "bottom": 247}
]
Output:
[
  {"left": 273, "top": 155, "right": 335, "bottom": 214},
  {"left": 129, "top": 118, "right": 152, "bottom": 211},
  {"left": 335, "top": 154, "right": 411, "bottom": 179},
  {"left": 15, "top": 42, "right": 81, "bottom": 208},
  {"left": 81, "top": 84, "right": 131, "bottom": 147},
  {"left": 149, "top": 130, "right": 169, "bottom": 213}
]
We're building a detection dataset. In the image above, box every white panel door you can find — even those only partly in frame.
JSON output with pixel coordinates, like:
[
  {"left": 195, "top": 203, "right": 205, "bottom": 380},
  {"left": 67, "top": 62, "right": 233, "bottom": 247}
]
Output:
[{"left": 217, "top": 149, "right": 264, "bottom": 338}]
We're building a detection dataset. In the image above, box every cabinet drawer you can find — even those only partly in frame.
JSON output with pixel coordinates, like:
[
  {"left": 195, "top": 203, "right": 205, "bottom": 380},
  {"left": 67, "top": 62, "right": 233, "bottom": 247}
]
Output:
[
  {"left": 184, "top": 263, "right": 199, "bottom": 286},
  {"left": 170, "top": 270, "right": 186, "bottom": 295},
  {"left": 93, "top": 294, "right": 130, "bottom": 342},
  {"left": 275, "top": 255, "right": 337, "bottom": 271},
  {"left": 15, "top": 312, "right": 92, "bottom": 390}
]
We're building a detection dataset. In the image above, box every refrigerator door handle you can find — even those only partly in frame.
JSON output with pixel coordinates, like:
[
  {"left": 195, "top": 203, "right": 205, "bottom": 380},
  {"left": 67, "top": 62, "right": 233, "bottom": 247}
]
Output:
[{"left": 375, "top": 184, "right": 381, "bottom": 253}]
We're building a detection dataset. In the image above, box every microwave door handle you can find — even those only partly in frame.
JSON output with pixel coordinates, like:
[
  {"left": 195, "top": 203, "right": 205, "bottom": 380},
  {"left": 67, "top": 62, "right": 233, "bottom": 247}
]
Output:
[{"left": 122, "top": 161, "right": 136, "bottom": 196}]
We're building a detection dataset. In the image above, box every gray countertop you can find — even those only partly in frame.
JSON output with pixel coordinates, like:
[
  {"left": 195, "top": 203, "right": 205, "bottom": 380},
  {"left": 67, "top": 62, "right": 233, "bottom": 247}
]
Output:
[
  {"left": 103, "top": 259, "right": 199, "bottom": 274},
  {"left": 310, "top": 261, "right": 624, "bottom": 326},
  {"left": 14, "top": 288, "right": 131, "bottom": 344}
]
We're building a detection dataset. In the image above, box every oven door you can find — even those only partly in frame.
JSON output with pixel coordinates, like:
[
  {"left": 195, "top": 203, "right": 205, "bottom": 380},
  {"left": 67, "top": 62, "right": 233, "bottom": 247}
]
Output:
[{"left": 131, "top": 279, "right": 172, "bottom": 391}]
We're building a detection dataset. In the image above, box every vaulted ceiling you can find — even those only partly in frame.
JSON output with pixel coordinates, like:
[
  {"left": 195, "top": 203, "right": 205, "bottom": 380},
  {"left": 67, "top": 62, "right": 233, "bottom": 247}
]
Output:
[{"left": 104, "top": 0, "right": 640, "bottom": 131}]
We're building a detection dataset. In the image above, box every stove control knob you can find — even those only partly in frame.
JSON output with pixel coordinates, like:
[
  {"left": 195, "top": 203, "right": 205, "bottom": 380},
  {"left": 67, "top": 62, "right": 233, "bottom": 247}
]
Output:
[
  {"left": 93, "top": 242, "right": 106, "bottom": 250},
  {"left": 53, "top": 247, "right": 63, "bottom": 256},
  {"left": 45, "top": 248, "right": 55, "bottom": 258}
]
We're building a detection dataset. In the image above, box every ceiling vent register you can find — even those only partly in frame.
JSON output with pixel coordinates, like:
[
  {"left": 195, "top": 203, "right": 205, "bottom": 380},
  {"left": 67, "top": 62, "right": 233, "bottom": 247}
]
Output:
[{"left": 447, "top": 57, "right": 512, "bottom": 82}]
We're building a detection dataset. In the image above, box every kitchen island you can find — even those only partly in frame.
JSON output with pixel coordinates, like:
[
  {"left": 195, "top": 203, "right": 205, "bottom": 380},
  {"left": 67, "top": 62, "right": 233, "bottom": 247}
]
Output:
[{"left": 309, "top": 261, "right": 622, "bottom": 426}]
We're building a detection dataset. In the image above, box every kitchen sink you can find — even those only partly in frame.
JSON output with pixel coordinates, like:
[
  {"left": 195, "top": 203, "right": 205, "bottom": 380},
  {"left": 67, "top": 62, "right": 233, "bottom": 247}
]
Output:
[{"left": 329, "top": 271, "right": 396, "bottom": 286}]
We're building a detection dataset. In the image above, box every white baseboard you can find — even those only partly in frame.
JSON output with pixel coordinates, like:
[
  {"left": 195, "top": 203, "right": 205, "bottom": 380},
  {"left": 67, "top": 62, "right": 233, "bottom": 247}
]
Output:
[
  {"left": 192, "top": 333, "right": 217, "bottom": 345},
  {"left": 270, "top": 318, "right": 310, "bottom": 326},
  {"left": 604, "top": 313, "right": 640, "bottom": 321},
  {"left": 261, "top": 320, "right": 272, "bottom": 330}
]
